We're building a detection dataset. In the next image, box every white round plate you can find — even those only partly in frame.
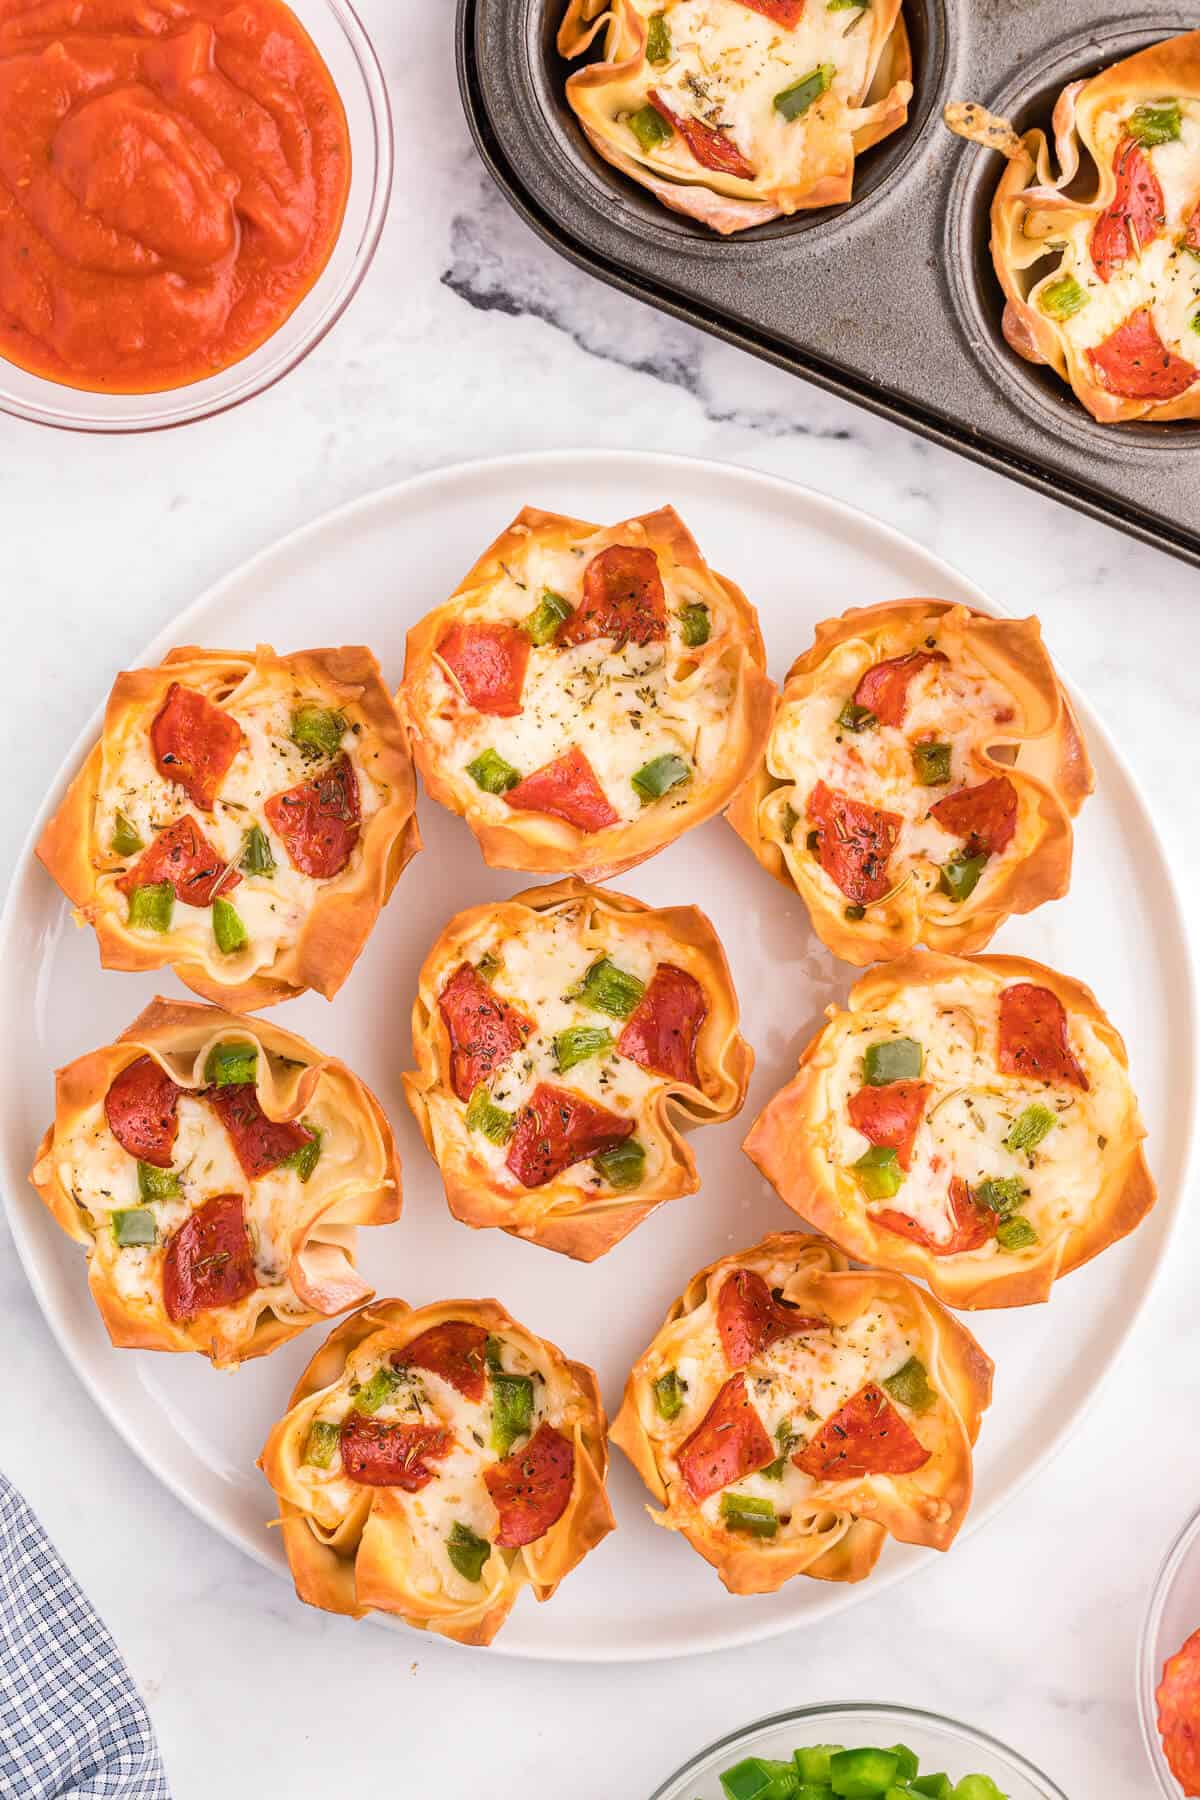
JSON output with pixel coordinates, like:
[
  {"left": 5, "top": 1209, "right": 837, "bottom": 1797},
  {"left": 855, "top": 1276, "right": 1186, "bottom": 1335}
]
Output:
[{"left": 1, "top": 451, "right": 1192, "bottom": 1662}]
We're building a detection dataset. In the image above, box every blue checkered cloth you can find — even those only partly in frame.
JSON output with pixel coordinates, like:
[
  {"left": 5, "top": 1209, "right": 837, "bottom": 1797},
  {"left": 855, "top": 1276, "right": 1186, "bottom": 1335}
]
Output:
[{"left": 0, "top": 1473, "right": 169, "bottom": 1798}]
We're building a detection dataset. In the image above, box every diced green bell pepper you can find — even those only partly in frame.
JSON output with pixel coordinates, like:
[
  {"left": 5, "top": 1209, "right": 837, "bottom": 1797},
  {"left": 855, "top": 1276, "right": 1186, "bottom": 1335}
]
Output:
[
  {"left": 240, "top": 823, "right": 275, "bottom": 877},
  {"left": 204, "top": 1040, "right": 257, "bottom": 1087},
  {"left": 112, "top": 1207, "right": 156, "bottom": 1248},
  {"left": 721, "top": 1758, "right": 798, "bottom": 1800},
  {"left": 653, "top": 1369, "right": 685, "bottom": 1420},
  {"left": 554, "top": 1025, "right": 614, "bottom": 1072},
  {"left": 466, "top": 1084, "right": 515, "bottom": 1144},
  {"left": 1128, "top": 100, "right": 1181, "bottom": 147},
  {"left": 939, "top": 853, "right": 988, "bottom": 902},
  {"left": 719, "top": 1492, "right": 778, "bottom": 1537},
  {"left": 863, "top": 1037, "right": 923, "bottom": 1085},
  {"left": 996, "top": 1215, "right": 1039, "bottom": 1250},
  {"left": 291, "top": 704, "right": 345, "bottom": 761},
  {"left": 304, "top": 1419, "right": 340, "bottom": 1468},
  {"left": 522, "top": 589, "right": 573, "bottom": 644},
  {"left": 1004, "top": 1103, "right": 1056, "bottom": 1155},
  {"left": 570, "top": 956, "right": 645, "bottom": 1018},
  {"left": 677, "top": 601, "right": 711, "bottom": 646},
  {"left": 446, "top": 1520, "right": 492, "bottom": 1582},
  {"left": 1038, "top": 274, "right": 1089, "bottom": 321},
  {"left": 794, "top": 1747, "right": 842, "bottom": 1783},
  {"left": 887, "top": 1744, "right": 920, "bottom": 1783},
  {"left": 852, "top": 1143, "right": 903, "bottom": 1201},
  {"left": 976, "top": 1175, "right": 1026, "bottom": 1215},
  {"left": 593, "top": 1138, "right": 645, "bottom": 1189},
  {"left": 137, "top": 1162, "right": 180, "bottom": 1202},
  {"left": 911, "top": 741, "right": 952, "bottom": 786},
  {"left": 354, "top": 1366, "right": 404, "bottom": 1414},
  {"left": 836, "top": 700, "right": 875, "bottom": 732},
  {"left": 646, "top": 9, "right": 671, "bottom": 63},
  {"left": 910, "top": 1776, "right": 953, "bottom": 1799},
  {"left": 830, "top": 1746, "right": 900, "bottom": 1797},
  {"left": 632, "top": 752, "right": 691, "bottom": 804},
  {"left": 952, "top": 1779, "right": 1006, "bottom": 1800},
  {"left": 882, "top": 1355, "right": 937, "bottom": 1414},
  {"left": 212, "top": 896, "right": 248, "bottom": 955},
  {"left": 128, "top": 882, "right": 174, "bottom": 933},
  {"left": 467, "top": 748, "right": 520, "bottom": 794},
  {"left": 775, "top": 62, "right": 835, "bottom": 122},
  {"left": 111, "top": 811, "right": 144, "bottom": 856},
  {"left": 491, "top": 1370, "right": 534, "bottom": 1454},
  {"left": 286, "top": 1125, "right": 322, "bottom": 1183},
  {"left": 629, "top": 103, "right": 673, "bottom": 152},
  {"left": 476, "top": 950, "right": 501, "bottom": 982}
]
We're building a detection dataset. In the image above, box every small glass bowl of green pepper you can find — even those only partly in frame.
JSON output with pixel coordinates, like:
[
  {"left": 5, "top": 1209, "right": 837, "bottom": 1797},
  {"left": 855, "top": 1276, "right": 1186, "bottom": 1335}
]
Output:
[{"left": 649, "top": 1706, "right": 1067, "bottom": 1800}]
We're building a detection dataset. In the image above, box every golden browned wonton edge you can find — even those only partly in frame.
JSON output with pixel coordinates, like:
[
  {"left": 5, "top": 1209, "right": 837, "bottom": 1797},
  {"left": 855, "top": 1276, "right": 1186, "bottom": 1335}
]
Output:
[
  {"left": 36, "top": 643, "right": 421, "bottom": 1011},
  {"left": 29, "top": 998, "right": 402, "bottom": 1367},
  {"left": 399, "top": 506, "right": 776, "bottom": 881},
  {"left": 610, "top": 1232, "right": 992, "bottom": 1594},
  {"left": 743, "top": 951, "right": 1156, "bottom": 1309},
  {"left": 726, "top": 599, "right": 1093, "bottom": 966},
  {"left": 558, "top": 0, "right": 912, "bottom": 235},
  {"left": 990, "top": 30, "right": 1200, "bottom": 422},
  {"left": 259, "top": 1297, "right": 615, "bottom": 1645},
  {"left": 403, "top": 876, "right": 752, "bottom": 1260}
]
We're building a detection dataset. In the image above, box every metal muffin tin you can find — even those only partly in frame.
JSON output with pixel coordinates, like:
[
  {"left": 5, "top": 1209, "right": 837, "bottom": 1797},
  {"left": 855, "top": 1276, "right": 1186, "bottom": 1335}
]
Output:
[{"left": 458, "top": 0, "right": 1200, "bottom": 565}]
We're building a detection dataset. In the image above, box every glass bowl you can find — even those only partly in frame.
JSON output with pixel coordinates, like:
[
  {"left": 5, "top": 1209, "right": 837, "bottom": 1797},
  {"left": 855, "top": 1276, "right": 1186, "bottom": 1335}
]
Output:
[
  {"left": 0, "top": 0, "right": 392, "bottom": 433},
  {"left": 1139, "top": 1501, "right": 1200, "bottom": 1797},
  {"left": 649, "top": 1704, "right": 1068, "bottom": 1800}
]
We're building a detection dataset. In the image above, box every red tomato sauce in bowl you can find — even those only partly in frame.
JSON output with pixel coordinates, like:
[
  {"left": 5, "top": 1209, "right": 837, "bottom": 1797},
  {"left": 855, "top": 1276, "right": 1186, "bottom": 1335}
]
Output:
[{"left": 0, "top": 0, "right": 350, "bottom": 394}]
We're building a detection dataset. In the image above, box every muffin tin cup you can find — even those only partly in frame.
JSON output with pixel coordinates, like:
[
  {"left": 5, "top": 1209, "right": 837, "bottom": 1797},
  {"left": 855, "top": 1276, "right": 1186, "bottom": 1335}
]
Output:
[{"left": 459, "top": 0, "right": 1200, "bottom": 566}]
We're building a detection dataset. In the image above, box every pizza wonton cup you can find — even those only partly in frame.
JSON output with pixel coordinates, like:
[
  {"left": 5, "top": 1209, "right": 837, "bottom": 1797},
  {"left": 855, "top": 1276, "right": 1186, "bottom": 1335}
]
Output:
[
  {"left": 399, "top": 506, "right": 775, "bottom": 882},
  {"left": 29, "top": 999, "right": 402, "bottom": 1368},
  {"left": 558, "top": 0, "right": 912, "bottom": 236},
  {"left": 37, "top": 644, "right": 421, "bottom": 1011},
  {"left": 744, "top": 951, "right": 1156, "bottom": 1310},
  {"left": 611, "top": 1233, "right": 992, "bottom": 1594},
  {"left": 988, "top": 30, "right": 1200, "bottom": 423},
  {"left": 259, "top": 1298, "right": 615, "bottom": 1646},
  {"left": 403, "top": 877, "right": 752, "bottom": 1261},
  {"left": 727, "top": 600, "right": 1092, "bottom": 966}
]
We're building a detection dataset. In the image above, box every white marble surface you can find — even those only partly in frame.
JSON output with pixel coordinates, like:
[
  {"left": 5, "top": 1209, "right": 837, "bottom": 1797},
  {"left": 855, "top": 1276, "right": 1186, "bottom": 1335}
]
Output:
[{"left": 1, "top": 3, "right": 1198, "bottom": 1797}]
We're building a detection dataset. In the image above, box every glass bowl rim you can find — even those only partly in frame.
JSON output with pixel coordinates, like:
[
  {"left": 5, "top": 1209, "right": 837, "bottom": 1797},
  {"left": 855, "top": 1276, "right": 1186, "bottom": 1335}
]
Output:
[
  {"left": 1138, "top": 1498, "right": 1200, "bottom": 1798},
  {"left": 0, "top": 0, "right": 393, "bottom": 434},
  {"left": 648, "top": 1700, "right": 1070, "bottom": 1800}
]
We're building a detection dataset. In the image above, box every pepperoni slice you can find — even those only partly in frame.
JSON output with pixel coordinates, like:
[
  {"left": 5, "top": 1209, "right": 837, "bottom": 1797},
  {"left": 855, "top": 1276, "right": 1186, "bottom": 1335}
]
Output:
[
  {"left": 793, "top": 1383, "right": 931, "bottom": 1482},
  {"left": 438, "top": 962, "right": 531, "bottom": 1103},
  {"left": 998, "top": 983, "right": 1088, "bottom": 1090},
  {"left": 162, "top": 1193, "right": 256, "bottom": 1323},
  {"left": 437, "top": 621, "right": 530, "bottom": 717},
  {"left": 104, "top": 1055, "right": 182, "bottom": 1167},
  {"left": 483, "top": 1420, "right": 575, "bottom": 1548},
  {"left": 716, "top": 1269, "right": 825, "bottom": 1369},
  {"left": 264, "top": 753, "right": 360, "bottom": 880},
  {"left": 557, "top": 545, "right": 667, "bottom": 648},
  {"left": 392, "top": 1321, "right": 489, "bottom": 1403},
  {"left": 874, "top": 1176, "right": 996, "bottom": 1257},
  {"left": 339, "top": 1415, "right": 454, "bottom": 1490},
  {"left": 616, "top": 963, "right": 706, "bottom": 1086},
  {"left": 1086, "top": 308, "right": 1198, "bottom": 402},
  {"left": 848, "top": 1079, "right": 931, "bottom": 1170},
  {"left": 852, "top": 650, "right": 948, "bottom": 729},
  {"left": 116, "top": 815, "right": 240, "bottom": 907},
  {"left": 504, "top": 747, "right": 619, "bottom": 834},
  {"left": 1158, "top": 1628, "right": 1200, "bottom": 1797},
  {"left": 648, "top": 89, "right": 756, "bottom": 182},
  {"left": 206, "top": 1084, "right": 314, "bottom": 1180},
  {"left": 807, "top": 781, "right": 901, "bottom": 906},
  {"left": 737, "top": 0, "right": 804, "bottom": 24},
  {"left": 505, "top": 1081, "right": 634, "bottom": 1189},
  {"left": 150, "top": 682, "right": 242, "bottom": 811},
  {"left": 929, "top": 776, "right": 1018, "bottom": 856},
  {"left": 1091, "top": 139, "right": 1164, "bottom": 282},
  {"left": 676, "top": 1375, "right": 774, "bottom": 1503}
]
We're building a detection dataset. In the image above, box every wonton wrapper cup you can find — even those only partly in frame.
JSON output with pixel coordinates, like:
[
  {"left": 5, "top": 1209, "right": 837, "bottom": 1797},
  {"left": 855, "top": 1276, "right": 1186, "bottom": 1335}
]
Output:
[
  {"left": 29, "top": 998, "right": 402, "bottom": 1367},
  {"left": 727, "top": 600, "right": 1092, "bottom": 965},
  {"left": 37, "top": 644, "right": 421, "bottom": 1010},
  {"left": 259, "top": 1297, "right": 615, "bottom": 1645},
  {"left": 611, "top": 1232, "right": 992, "bottom": 1594},
  {"left": 399, "top": 506, "right": 775, "bottom": 882},
  {"left": 403, "top": 877, "right": 752, "bottom": 1260},
  {"left": 744, "top": 951, "right": 1156, "bottom": 1309},
  {"left": 558, "top": 0, "right": 912, "bottom": 235},
  {"left": 990, "top": 31, "right": 1200, "bottom": 423}
]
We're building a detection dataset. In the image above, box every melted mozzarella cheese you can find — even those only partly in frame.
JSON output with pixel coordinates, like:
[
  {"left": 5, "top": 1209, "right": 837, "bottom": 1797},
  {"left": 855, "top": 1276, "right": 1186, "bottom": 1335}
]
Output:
[
  {"left": 299, "top": 1335, "right": 562, "bottom": 1599},
  {"left": 451, "top": 902, "right": 665, "bottom": 1195},
  {"left": 823, "top": 979, "right": 1125, "bottom": 1249},
  {"left": 766, "top": 637, "right": 1020, "bottom": 903},
  {"left": 614, "top": 0, "right": 879, "bottom": 190},
  {"left": 96, "top": 681, "right": 381, "bottom": 971}
]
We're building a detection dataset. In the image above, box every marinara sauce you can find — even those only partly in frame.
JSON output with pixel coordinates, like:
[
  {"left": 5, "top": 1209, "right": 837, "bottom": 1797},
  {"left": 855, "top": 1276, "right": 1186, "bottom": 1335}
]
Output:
[{"left": 0, "top": 0, "right": 350, "bottom": 393}]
